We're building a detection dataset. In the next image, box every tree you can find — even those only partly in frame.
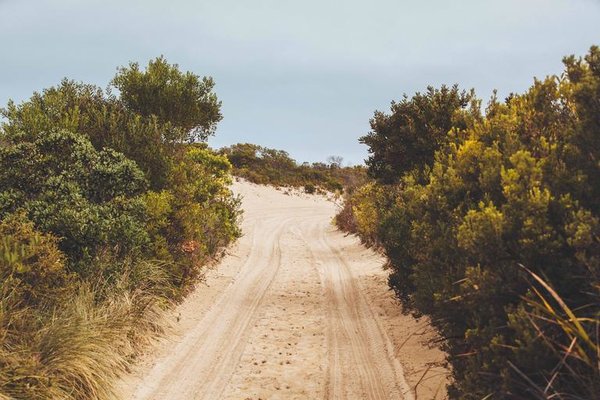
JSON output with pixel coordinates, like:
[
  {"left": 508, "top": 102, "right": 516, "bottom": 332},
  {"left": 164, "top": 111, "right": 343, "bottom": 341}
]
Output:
[
  {"left": 1, "top": 79, "right": 173, "bottom": 190},
  {"left": 0, "top": 56, "right": 240, "bottom": 398},
  {"left": 360, "top": 85, "right": 479, "bottom": 184},
  {"left": 111, "top": 56, "right": 222, "bottom": 142},
  {"left": 341, "top": 47, "right": 600, "bottom": 398},
  {"left": 563, "top": 45, "right": 600, "bottom": 213},
  {"left": 326, "top": 155, "right": 344, "bottom": 168}
]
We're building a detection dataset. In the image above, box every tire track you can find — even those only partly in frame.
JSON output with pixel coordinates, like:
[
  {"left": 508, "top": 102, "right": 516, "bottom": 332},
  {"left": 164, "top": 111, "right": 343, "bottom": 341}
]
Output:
[
  {"left": 303, "top": 220, "right": 410, "bottom": 400},
  {"left": 321, "top": 226, "right": 415, "bottom": 400},
  {"left": 132, "top": 214, "right": 291, "bottom": 400},
  {"left": 123, "top": 182, "right": 429, "bottom": 400}
]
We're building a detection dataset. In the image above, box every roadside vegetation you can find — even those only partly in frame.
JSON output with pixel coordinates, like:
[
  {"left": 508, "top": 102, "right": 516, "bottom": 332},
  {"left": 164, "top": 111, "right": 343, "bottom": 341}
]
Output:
[
  {"left": 0, "top": 57, "right": 240, "bottom": 399},
  {"left": 220, "top": 143, "right": 367, "bottom": 194},
  {"left": 336, "top": 47, "right": 600, "bottom": 399}
]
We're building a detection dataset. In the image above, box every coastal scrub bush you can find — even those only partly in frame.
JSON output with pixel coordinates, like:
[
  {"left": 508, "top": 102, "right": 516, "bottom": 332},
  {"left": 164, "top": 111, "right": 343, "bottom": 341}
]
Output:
[
  {"left": 0, "top": 130, "right": 149, "bottom": 275},
  {"left": 0, "top": 56, "right": 239, "bottom": 398},
  {"left": 220, "top": 142, "right": 367, "bottom": 193},
  {"left": 338, "top": 46, "right": 600, "bottom": 398}
]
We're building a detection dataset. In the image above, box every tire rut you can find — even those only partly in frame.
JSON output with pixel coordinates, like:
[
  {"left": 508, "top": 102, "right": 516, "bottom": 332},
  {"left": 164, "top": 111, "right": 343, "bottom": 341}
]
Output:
[
  {"left": 303, "top": 221, "right": 409, "bottom": 400},
  {"left": 124, "top": 182, "right": 423, "bottom": 400},
  {"left": 133, "top": 215, "right": 291, "bottom": 400}
]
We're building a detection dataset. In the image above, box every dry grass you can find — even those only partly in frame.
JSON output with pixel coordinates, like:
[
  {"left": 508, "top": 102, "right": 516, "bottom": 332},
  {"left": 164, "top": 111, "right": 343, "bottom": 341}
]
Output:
[
  {"left": 516, "top": 265, "right": 600, "bottom": 400},
  {"left": 0, "top": 260, "right": 172, "bottom": 400}
]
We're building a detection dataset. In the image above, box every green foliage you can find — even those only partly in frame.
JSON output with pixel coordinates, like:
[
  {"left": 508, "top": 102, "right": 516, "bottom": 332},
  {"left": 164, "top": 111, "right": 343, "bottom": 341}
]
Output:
[
  {"left": 360, "top": 85, "right": 480, "bottom": 184},
  {"left": 340, "top": 47, "right": 600, "bottom": 398},
  {"left": 143, "top": 190, "right": 176, "bottom": 263},
  {"left": 0, "top": 130, "right": 149, "bottom": 274},
  {"left": 349, "top": 183, "right": 388, "bottom": 246},
  {"left": 112, "top": 56, "right": 222, "bottom": 142},
  {"left": 0, "top": 56, "right": 239, "bottom": 398},
  {"left": 163, "top": 145, "right": 241, "bottom": 290},
  {"left": 0, "top": 216, "right": 171, "bottom": 400},
  {"left": 304, "top": 183, "right": 316, "bottom": 194},
  {"left": 0, "top": 214, "right": 73, "bottom": 307},
  {"left": 220, "top": 142, "right": 367, "bottom": 193},
  {"left": 1, "top": 79, "right": 175, "bottom": 190}
]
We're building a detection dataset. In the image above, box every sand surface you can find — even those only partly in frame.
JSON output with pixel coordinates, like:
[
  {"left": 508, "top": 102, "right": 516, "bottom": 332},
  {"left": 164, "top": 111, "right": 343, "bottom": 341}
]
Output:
[{"left": 118, "top": 180, "right": 448, "bottom": 399}]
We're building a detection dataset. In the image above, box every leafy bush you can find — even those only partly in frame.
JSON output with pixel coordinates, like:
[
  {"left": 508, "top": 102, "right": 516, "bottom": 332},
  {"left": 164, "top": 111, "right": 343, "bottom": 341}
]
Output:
[
  {"left": 339, "top": 46, "right": 600, "bottom": 398},
  {"left": 1, "top": 79, "right": 173, "bottom": 190},
  {"left": 0, "top": 214, "right": 73, "bottom": 307},
  {"left": 0, "top": 216, "right": 170, "bottom": 400},
  {"left": 220, "top": 142, "right": 367, "bottom": 193},
  {"left": 0, "top": 130, "right": 149, "bottom": 275},
  {"left": 163, "top": 145, "right": 241, "bottom": 291},
  {"left": 112, "top": 56, "right": 222, "bottom": 142},
  {"left": 360, "top": 85, "right": 479, "bottom": 184},
  {"left": 304, "top": 183, "right": 316, "bottom": 194},
  {"left": 0, "top": 56, "right": 240, "bottom": 398},
  {"left": 0, "top": 58, "right": 240, "bottom": 284}
]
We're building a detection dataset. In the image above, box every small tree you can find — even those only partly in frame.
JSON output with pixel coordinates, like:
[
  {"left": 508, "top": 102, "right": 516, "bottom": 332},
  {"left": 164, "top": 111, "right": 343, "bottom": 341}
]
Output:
[
  {"left": 111, "top": 56, "right": 222, "bottom": 142},
  {"left": 360, "top": 85, "right": 479, "bottom": 183},
  {"left": 326, "top": 155, "right": 344, "bottom": 169}
]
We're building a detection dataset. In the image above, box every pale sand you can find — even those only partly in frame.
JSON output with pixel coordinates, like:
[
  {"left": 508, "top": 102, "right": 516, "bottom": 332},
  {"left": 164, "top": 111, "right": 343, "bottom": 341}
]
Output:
[{"left": 118, "top": 179, "right": 449, "bottom": 399}]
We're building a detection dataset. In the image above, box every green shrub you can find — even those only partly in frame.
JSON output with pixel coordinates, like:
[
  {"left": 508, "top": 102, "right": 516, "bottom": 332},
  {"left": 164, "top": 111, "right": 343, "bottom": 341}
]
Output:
[
  {"left": 338, "top": 46, "right": 600, "bottom": 398},
  {"left": 360, "top": 85, "right": 479, "bottom": 184},
  {"left": 0, "top": 216, "right": 170, "bottom": 400},
  {"left": 112, "top": 56, "right": 222, "bottom": 142},
  {"left": 165, "top": 145, "right": 241, "bottom": 290},
  {"left": 1, "top": 80, "right": 173, "bottom": 190},
  {"left": 0, "top": 214, "right": 73, "bottom": 307},
  {"left": 220, "top": 142, "right": 367, "bottom": 192},
  {"left": 0, "top": 130, "right": 149, "bottom": 275},
  {"left": 0, "top": 56, "right": 240, "bottom": 398}
]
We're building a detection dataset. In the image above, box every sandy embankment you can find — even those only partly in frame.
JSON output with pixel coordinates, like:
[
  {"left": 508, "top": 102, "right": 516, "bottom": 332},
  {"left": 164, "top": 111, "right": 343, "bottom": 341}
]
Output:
[{"left": 118, "top": 180, "right": 448, "bottom": 399}]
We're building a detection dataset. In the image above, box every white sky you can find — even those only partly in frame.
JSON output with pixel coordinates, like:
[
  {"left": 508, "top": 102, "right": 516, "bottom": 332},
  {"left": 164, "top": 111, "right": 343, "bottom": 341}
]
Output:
[{"left": 1, "top": 0, "right": 599, "bottom": 164}]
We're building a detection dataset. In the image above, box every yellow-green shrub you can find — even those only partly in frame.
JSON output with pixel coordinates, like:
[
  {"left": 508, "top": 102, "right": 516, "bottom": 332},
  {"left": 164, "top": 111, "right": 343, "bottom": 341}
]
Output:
[
  {"left": 0, "top": 216, "right": 171, "bottom": 400},
  {"left": 0, "top": 214, "right": 73, "bottom": 306},
  {"left": 338, "top": 47, "right": 600, "bottom": 398},
  {"left": 351, "top": 183, "right": 388, "bottom": 246}
]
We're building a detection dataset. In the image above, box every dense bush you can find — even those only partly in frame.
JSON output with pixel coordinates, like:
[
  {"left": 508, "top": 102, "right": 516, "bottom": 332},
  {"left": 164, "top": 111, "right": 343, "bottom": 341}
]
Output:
[
  {"left": 2, "top": 79, "right": 173, "bottom": 190},
  {"left": 163, "top": 145, "right": 240, "bottom": 290},
  {"left": 0, "top": 216, "right": 170, "bottom": 400},
  {"left": 360, "top": 85, "right": 479, "bottom": 184},
  {"left": 339, "top": 47, "right": 600, "bottom": 398},
  {"left": 112, "top": 56, "right": 222, "bottom": 142},
  {"left": 0, "top": 57, "right": 240, "bottom": 398},
  {"left": 0, "top": 130, "right": 149, "bottom": 275},
  {"left": 220, "top": 142, "right": 367, "bottom": 193}
]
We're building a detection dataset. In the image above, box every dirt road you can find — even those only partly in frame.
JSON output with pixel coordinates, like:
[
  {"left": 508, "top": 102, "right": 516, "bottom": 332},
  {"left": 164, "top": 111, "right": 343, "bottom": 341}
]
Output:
[{"left": 120, "top": 180, "right": 448, "bottom": 399}]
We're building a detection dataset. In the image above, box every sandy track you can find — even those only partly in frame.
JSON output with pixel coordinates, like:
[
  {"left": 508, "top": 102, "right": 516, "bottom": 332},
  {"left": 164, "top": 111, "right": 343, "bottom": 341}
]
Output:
[
  {"left": 120, "top": 180, "right": 448, "bottom": 400},
  {"left": 309, "top": 223, "right": 410, "bottom": 399}
]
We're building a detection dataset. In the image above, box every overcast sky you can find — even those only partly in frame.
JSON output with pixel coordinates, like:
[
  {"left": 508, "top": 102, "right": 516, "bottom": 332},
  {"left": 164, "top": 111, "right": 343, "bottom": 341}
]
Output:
[{"left": 1, "top": 0, "right": 599, "bottom": 164}]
